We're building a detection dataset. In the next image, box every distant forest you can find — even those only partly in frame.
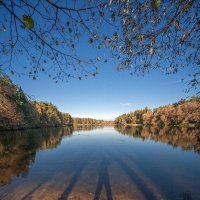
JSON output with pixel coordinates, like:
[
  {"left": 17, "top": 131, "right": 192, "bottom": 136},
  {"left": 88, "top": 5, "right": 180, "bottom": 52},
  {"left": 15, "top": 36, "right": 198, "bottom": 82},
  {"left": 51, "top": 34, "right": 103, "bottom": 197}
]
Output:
[
  {"left": 0, "top": 75, "right": 111, "bottom": 130},
  {"left": 0, "top": 75, "right": 199, "bottom": 130},
  {"left": 73, "top": 118, "right": 113, "bottom": 126},
  {"left": 115, "top": 97, "right": 200, "bottom": 127}
]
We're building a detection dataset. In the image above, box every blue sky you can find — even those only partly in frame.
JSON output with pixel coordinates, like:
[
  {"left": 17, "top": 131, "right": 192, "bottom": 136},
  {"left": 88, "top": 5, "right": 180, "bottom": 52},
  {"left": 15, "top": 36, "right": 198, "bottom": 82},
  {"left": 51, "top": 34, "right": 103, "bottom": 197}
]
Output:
[
  {"left": 10, "top": 63, "right": 192, "bottom": 120},
  {"left": 1, "top": 0, "right": 196, "bottom": 120}
]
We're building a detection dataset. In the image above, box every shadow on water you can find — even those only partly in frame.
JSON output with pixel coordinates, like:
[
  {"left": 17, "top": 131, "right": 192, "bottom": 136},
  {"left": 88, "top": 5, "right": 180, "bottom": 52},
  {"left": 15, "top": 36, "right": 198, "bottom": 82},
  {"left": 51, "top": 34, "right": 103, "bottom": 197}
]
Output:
[
  {"left": 111, "top": 153, "right": 158, "bottom": 200},
  {"left": 122, "top": 153, "right": 196, "bottom": 200},
  {"left": 0, "top": 126, "right": 200, "bottom": 199},
  {"left": 115, "top": 126, "right": 199, "bottom": 200},
  {"left": 93, "top": 159, "right": 113, "bottom": 200},
  {"left": 59, "top": 154, "right": 113, "bottom": 200},
  {"left": 58, "top": 155, "right": 90, "bottom": 200},
  {"left": 178, "top": 192, "right": 193, "bottom": 200},
  {"left": 20, "top": 181, "right": 47, "bottom": 200}
]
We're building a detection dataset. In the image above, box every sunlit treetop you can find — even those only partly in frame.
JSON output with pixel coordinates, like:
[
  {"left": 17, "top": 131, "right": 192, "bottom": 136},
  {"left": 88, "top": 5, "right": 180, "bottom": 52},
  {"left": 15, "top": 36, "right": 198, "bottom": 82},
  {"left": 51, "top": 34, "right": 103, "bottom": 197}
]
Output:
[{"left": 0, "top": 0, "right": 199, "bottom": 92}]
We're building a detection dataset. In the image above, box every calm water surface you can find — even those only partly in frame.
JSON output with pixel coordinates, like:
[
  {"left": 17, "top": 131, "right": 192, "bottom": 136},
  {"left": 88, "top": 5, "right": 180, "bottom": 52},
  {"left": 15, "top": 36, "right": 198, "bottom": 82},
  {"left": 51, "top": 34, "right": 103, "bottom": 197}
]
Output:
[{"left": 0, "top": 126, "right": 200, "bottom": 200}]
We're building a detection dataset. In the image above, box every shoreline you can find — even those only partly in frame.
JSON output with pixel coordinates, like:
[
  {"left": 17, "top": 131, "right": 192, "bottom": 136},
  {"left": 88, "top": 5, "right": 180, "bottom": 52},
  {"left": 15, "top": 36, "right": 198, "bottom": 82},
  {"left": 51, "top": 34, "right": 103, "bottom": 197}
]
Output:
[{"left": 1, "top": 123, "right": 200, "bottom": 132}]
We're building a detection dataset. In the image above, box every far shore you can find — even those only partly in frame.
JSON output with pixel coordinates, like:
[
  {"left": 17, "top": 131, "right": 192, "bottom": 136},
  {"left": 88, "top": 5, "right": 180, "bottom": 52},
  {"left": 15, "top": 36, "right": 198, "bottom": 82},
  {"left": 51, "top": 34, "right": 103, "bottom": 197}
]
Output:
[{"left": 1, "top": 123, "right": 200, "bottom": 132}]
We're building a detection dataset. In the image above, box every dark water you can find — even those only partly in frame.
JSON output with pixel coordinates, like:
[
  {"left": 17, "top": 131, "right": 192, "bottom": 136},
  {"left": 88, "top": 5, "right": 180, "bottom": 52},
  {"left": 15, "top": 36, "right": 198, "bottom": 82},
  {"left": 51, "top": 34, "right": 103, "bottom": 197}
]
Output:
[{"left": 0, "top": 126, "right": 200, "bottom": 200}]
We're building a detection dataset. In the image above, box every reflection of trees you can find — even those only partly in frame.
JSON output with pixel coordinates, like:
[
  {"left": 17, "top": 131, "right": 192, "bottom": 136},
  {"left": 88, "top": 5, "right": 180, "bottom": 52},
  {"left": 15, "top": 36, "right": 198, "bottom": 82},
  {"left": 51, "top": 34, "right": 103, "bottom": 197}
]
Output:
[
  {"left": 73, "top": 125, "right": 104, "bottom": 132},
  {"left": 116, "top": 126, "right": 144, "bottom": 139},
  {"left": 0, "top": 127, "right": 72, "bottom": 186},
  {"left": 115, "top": 126, "right": 200, "bottom": 154}
]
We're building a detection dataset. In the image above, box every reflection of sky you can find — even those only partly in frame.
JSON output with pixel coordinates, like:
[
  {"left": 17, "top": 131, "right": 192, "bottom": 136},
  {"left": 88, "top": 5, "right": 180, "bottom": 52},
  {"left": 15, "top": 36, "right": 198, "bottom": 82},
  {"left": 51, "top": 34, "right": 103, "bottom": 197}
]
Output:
[{"left": 1, "top": 127, "right": 200, "bottom": 200}]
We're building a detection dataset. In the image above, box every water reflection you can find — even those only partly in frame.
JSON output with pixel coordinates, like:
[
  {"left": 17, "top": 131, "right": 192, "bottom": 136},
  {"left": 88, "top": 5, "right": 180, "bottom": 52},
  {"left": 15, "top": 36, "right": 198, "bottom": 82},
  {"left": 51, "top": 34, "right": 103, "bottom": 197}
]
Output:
[
  {"left": 0, "top": 127, "right": 72, "bottom": 186},
  {"left": 116, "top": 126, "right": 200, "bottom": 154},
  {"left": 73, "top": 125, "right": 104, "bottom": 132},
  {"left": 0, "top": 126, "right": 200, "bottom": 200},
  {"left": 58, "top": 155, "right": 90, "bottom": 200}
]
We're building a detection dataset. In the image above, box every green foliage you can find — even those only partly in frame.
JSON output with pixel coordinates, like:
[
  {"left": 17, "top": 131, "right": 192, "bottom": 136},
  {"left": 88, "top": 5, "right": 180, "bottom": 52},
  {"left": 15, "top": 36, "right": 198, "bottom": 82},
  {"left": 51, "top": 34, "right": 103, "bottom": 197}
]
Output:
[
  {"left": 191, "top": 96, "right": 200, "bottom": 101},
  {"left": 151, "top": 0, "right": 161, "bottom": 11},
  {"left": 22, "top": 15, "right": 34, "bottom": 29},
  {"left": 0, "top": 75, "right": 12, "bottom": 85},
  {"left": 62, "top": 113, "right": 73, "bottom": 125},
  {"left": 41, "top": 103, "right": 49, "bottom": 112},
  {"left": 88, "top": 38, "right": 93, "bottom": 44}
]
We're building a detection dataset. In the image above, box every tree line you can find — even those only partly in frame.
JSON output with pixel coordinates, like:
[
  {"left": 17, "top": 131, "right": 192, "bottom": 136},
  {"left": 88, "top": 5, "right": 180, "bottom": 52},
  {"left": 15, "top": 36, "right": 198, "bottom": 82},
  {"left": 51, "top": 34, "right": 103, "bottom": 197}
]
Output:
[
  {"left": 1, "top": 74, "right": 199, "bottom": 130},
  {"left": 115, "top": 97, "right": 200, "bottom": 127},
  {"left": 73, "top": 118, "right": 114, "bottom": 126},
  {"left": 0, "top": 75, "right": 111, "bottom": 130},
  {"left": 0, "top": 75, "right": 73, "bottom": 130},
  {"left": 73, "top": 117, "right": 104, "bottom": 126}
]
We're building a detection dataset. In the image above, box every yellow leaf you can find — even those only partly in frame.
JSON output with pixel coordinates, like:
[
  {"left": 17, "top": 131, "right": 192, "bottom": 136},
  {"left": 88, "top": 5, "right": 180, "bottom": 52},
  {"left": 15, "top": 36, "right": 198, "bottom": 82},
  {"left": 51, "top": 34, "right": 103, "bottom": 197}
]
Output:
[
  {"left": 151, "top": 0, "right": 161, "bottom": 11},
  {"left": 23, "top": 15, "right": 34, "bottom": 29}
]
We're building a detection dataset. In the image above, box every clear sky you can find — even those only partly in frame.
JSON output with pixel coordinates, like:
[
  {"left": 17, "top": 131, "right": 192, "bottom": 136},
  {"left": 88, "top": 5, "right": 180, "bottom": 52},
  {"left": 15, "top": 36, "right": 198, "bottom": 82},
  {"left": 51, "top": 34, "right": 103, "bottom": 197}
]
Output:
[
  {"left": 10, "top": 62, "right": 192, "bottom": 120},
  {"left": 1, "top": 0, "right": 196, "bottom": 120}
]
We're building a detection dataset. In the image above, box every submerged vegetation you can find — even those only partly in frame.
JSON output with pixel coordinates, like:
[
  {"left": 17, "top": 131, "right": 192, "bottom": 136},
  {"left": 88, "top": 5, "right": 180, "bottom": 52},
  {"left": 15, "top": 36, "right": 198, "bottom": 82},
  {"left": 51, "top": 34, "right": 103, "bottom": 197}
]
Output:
[{"left": 115, "top": 98, "right": 200, "bottom": 128}]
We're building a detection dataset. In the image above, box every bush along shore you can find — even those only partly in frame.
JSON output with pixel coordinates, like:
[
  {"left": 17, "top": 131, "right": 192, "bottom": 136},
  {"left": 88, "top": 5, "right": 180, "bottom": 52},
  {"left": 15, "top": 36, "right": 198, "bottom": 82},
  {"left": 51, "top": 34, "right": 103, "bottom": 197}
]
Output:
[{"left": 115, "top": 97, "right": 200, "bottom": 128}]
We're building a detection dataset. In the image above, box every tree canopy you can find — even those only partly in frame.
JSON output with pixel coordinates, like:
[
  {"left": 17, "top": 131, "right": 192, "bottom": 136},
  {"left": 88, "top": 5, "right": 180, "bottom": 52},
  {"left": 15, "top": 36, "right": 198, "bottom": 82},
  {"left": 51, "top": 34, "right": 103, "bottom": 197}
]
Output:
[
  {"left": 0, "top": 0, "right": 199, "bottom": 91},
  {"left": 115, "top": 97, "right": 200, "bottom": 127}
]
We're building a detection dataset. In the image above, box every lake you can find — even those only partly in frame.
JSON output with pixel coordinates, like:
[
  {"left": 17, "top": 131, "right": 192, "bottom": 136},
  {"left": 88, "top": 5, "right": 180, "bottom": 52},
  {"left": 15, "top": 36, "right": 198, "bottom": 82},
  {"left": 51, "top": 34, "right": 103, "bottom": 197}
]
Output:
[{"left": 0, "top": 126, "right": 200, "bottom": 200}]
